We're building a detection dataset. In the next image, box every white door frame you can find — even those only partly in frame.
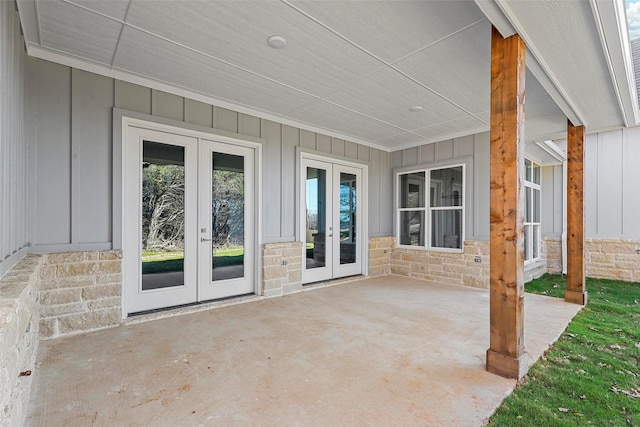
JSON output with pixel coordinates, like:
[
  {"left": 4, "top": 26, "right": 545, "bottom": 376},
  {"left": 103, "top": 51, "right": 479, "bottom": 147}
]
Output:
[
  {"left": 121, "top": 117, "right": 262, "bottom": 317},
  {"left": 298, "top": 151, "right": 368, "bottom": 284}
]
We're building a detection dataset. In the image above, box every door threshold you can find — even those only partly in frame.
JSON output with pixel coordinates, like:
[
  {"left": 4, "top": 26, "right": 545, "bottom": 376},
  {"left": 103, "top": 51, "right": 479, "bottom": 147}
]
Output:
[
  {"left": 302, "top": 275, "right": 366, "bottom": 290},
  {"left": 124, "top": 293, "right": 260, "bottom": 325}
]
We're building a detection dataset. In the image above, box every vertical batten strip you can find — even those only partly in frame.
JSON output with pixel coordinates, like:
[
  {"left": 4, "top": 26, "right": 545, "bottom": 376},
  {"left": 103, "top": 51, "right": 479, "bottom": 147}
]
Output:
[
  {"left": 486, "top": 26, "right": 528, "bottom": 380},
  {"left": 565, "top": 121, "right": 587, "bottom": 305}
]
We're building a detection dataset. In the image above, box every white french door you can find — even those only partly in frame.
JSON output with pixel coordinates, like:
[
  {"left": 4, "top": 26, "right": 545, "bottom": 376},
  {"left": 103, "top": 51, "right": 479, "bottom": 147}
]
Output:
[
  {"left": 123, "top": 125, "right": 256, "bottom": 314},
  {"left": 198, "top": 140, "right": 254, "bottom": 301},
  {"left": 301, "top": 157, "right": 364, "bottom": 284}
]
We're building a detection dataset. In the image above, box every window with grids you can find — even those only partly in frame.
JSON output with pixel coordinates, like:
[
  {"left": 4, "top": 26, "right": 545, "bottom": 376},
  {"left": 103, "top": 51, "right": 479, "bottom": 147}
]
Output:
[
  {"left": 396, "top": 165, "right": 464, "bottom": 250},
  {"left": 524, "top": 159, "right": 541, "bottom": 261}
]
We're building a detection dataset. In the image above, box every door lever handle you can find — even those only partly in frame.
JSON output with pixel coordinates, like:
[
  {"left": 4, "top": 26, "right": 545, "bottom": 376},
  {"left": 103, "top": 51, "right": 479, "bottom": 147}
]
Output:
[{"left": 201, "top": 238, "right": 212, "bottom": 242}]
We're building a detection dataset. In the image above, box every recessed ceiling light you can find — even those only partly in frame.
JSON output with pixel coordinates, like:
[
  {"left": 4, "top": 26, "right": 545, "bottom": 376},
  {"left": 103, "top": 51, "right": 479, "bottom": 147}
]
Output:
[
  {"left": 267, "top": 35, "right": 287, "bottom": 49},
  {"left": 409, "top": 106, "right": 424, "bottom": 112}
]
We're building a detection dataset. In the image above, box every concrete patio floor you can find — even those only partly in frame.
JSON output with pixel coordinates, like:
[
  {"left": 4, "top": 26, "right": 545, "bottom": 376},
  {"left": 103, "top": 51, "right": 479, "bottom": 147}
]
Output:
[{"left": 26, "top": 276, "right": 581, "bottom": 426}]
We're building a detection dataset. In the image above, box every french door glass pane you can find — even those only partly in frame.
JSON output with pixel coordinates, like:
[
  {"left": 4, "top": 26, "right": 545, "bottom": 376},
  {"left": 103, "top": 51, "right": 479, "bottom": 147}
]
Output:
[
  {"left": 211, "top": 152, "right": 245, "bottom": 281},
  {"left": 339, "top": 173, "right": 357, "bottom": 265},
  {"left": 306, "top": 167, "right": 326, "bottom": 269},
  {"left": 533, "top": 189, "right": 540, "bottom": 222},
  {"left": 431, "top": 209, "right": 462, "bottom": 249},
  {"left": 399, "top": 211, "right": 425, "bottom": 246},
  {"left": 533, "top": 225, "right": 540, "bottom": 259},
  {"left": 141, "top": 141, "right": 185, "bottom": 290}
]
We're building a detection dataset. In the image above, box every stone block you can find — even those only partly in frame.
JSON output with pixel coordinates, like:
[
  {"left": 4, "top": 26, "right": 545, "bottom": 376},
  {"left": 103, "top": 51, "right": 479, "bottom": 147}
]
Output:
[
  {"left": 263, "top": 256, "right": 281, "bottom": 267},
  {"left": 263, "top": 277, "right": 286, "bottom": 290},
  {"left": 94, "top": 260, "right": 121, "bottom": 275},
  {"left": 45, "top": 252, "right": 85, "bottom": 265},
  {"left": 391, "top": 265, "right": 410, "bottom": 276},
  {"left": 39, "top": 318, "right": 58, "bottom": 338},
  {"left": 57, "top": 308, "right": 121, "bottom": 335},
  {"left": 40, "top": 302, "right": 86, "bottom": 318},
  {"left": 263, "top": 266, "right": 287, "bottom": 280},
  {"left": 87, "top": 297, "right": 121, "bottom": 310},
  {"left": 263, "top": 288, "right": 283, "bottom": 298},
  {"left": 410, "top": 262, "right": 429, "bottom": 274},
  {"left": 39, "top": 288, "right": 82, "bottom": 306},
  {"left": 56, "top": 262, "right": 97, "bottom": 278},
  {"left": 81, "top": 284, "right": 121, "bottom": 301},
  {"left": 283, "top": 251, "right": 303, "bottom": 261},
  {"left": 48, "top": 277, "right": 95, "bottom": 290},
  {"left": 84, "top": 252, "right": 100, "bottom": 261},
  {"left": 287, "top": 270, "right": 302, "bottom": 284},
  {"left": 99, "top": 251, "right": 123, "bottom": 260},
  {"left": 38, "top": 265, "right": 57, "bottom": 283},
  {"left": 0, "top": 301, "right": 17, "bottom": 325},
  {"left": 96, "top": 273, "right": 121, "bottom": 285},
  {"left": 368, "top": 266, "right": 388, "bottom": 276}
]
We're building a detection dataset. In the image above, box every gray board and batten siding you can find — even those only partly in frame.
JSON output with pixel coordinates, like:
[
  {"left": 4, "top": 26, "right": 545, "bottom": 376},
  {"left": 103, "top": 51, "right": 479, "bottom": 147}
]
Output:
[
  {"left": 556, "top": 127, "right": 640, "bottom": 239},
  {"left": 0, "top": 1, "right": 30, "bottom": 277},
  {"left": 25, "top": 58, "right": 394, "bottom": 252}
]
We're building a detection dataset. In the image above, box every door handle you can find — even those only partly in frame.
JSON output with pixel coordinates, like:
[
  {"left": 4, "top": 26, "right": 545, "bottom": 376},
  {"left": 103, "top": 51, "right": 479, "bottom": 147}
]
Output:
[{"left": 201, "top": 238, "right": 212, "bottom": 242}]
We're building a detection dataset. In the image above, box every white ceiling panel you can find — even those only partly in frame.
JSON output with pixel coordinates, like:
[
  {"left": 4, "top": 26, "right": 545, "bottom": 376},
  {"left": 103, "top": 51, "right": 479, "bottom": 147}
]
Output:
[
  {"left": 124, "top": 0, "right": 382, "bottom": 98},
  {"left": 413, "top": 116, "right": 488, "bottom": 143},
  {"left": 17, "top": 0, "right": 633, "bottom": 151},
  {"left": 289, "top": 0, "right": 488, "bottom": 63},
  {"left": 287, "top": 100, "right": 407, "bottom": 144},
  {"left": 378, "top": 131, "right": 429, "bottom": 148},
  {"left": 395, "top": 20, "right": 492, "bottom": 117},
  {"left": 319, "top": 67, "right": 468, "bottom": 131},
  {"left": 67, "top": 0, "right": 130, "bottom": 21},
  {"left": 38, "top": 0, "right": 122, "bottom": 65},
  {"left": 114, "top": 27, "right": 320, "bottom": 116}
]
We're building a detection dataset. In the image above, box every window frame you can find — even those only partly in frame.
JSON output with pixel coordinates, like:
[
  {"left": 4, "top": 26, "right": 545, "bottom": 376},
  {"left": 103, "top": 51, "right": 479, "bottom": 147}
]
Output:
[
  {"left": 395, "top": 164, "right": 465, "bottom": 253},
  {"left": 524, "top": 159, "right": 541, "bottom": 263}
]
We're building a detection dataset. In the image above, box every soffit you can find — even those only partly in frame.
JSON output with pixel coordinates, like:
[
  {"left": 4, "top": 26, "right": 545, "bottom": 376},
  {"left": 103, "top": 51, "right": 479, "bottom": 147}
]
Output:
[{"left": 17, "top": 0, "right": 631, "bottom": 151}]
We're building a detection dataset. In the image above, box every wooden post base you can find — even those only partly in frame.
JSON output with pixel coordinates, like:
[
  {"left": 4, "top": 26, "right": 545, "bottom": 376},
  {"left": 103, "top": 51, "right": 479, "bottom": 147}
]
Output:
[
  {"left": 565, "top": 290, "right": 588, "bottom": 305},
  {"left": 486, "top": 349, "right": 529, "bottom": 380}
]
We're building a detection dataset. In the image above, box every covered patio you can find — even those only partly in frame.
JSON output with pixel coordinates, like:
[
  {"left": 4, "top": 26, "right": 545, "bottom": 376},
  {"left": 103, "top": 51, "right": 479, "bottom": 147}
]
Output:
[{"left": 26, "top": 276, "right": 581, "bottom": 426}]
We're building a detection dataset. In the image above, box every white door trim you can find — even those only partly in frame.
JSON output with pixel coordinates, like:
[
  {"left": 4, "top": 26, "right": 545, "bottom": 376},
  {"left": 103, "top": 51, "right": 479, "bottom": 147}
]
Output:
[
  {"left": 121, "top": 117, "right": 262, "bottom": 317},
  {"left": 298, "top": 152, "right": 368, "bottom": 284}
]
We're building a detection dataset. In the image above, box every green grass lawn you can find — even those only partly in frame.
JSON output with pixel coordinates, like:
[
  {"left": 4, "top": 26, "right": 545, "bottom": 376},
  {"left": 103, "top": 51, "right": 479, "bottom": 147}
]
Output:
[
  {"left": 141, "top": 248, "right": 244, "bottom": 274},
  {"left": 489, "top": 274, "right": 640, "bottom": 426}
]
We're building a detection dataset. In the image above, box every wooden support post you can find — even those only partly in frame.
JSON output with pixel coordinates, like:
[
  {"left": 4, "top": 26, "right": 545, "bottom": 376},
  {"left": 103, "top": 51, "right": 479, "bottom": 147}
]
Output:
[
  {"left": 565, "top": 121, "right": 587, "bottom": 305},
  {"left": 486, "top": 26, "right": 528, "bottom": 380}
]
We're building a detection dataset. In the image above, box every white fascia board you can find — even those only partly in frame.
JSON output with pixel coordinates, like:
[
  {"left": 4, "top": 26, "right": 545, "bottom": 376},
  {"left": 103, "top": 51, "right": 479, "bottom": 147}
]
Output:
[
  {"left": 535, "top": 140, "right": 567, "bottom": 163},
  {"left": 472, "top": 0, "right": 516, "bottom": 38},
  {"left": 25, "top": 45, "right": 393, "bottom": 153},
  {"left": 589, "top": 0, "right": 640, "bottom": 127}
]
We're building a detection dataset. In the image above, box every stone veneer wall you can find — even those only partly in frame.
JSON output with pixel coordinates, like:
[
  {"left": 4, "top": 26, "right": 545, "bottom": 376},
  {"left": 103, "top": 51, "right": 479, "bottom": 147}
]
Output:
[
  {"left": 586, "top": 239, "right": 640, "bottom": 282},
  {"left": 368, "top": 237, "right": 394, "bottom": 276},
  {"left": 542, "top": 237, "right": 563, "bottom": 274},
  {"left": 262, "top": 242, "right": 303, "bottom": 297},
  {"left": 38, "top": 251, "right": 122, "bottom": 338},
  {"left": 370, "top": 239, "right": 491, "bottom": 289},
  {"left": 0, "top": 255, "right": 42, "bottom": 427}
]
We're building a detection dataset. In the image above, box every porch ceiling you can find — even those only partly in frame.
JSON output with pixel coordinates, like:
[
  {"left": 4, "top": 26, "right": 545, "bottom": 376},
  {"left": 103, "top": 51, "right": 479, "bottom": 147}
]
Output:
[{"left": 17, "top": 0, "right": 636, "bottom": 151}]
